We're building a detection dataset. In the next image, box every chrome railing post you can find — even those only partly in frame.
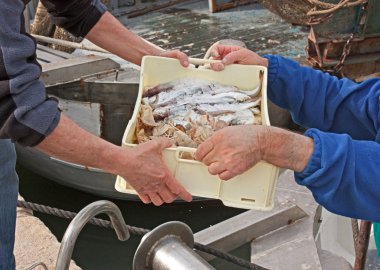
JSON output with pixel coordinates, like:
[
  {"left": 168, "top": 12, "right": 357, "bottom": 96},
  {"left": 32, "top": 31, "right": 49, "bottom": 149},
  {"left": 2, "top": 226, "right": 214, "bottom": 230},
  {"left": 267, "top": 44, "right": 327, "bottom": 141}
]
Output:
[
  {"left": 134, "top": 221, "right": 215, "bottom": 270},
  {"left": 56, "top": 200, "right": 129, "bottom": 270}
]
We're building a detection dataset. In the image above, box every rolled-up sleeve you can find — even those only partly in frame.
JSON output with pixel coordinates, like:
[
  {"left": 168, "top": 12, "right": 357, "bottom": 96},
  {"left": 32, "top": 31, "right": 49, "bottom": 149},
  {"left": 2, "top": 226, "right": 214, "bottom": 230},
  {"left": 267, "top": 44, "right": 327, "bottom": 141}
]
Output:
[{"left": 41, "top": 0, "right": 107, "bottom": 37}]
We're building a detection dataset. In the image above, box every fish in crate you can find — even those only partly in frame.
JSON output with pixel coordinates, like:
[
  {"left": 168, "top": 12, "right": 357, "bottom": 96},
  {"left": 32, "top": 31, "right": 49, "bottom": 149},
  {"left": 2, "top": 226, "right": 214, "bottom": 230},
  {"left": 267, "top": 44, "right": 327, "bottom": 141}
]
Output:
[{"left": 135, "top": 71, "right": 264, "bottom": 158}]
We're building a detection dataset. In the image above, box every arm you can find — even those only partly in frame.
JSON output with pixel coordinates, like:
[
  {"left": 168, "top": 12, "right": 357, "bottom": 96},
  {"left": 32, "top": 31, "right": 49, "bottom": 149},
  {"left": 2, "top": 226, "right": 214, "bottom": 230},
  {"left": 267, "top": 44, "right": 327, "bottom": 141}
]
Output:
[
  {"left": 197, "top": 125, "right": 380, "bottom": 222},
  {"left": 0, "top": 1, "right": 191, "bottom": 205},
  {"left": 295, "top": 129, "right": 380, "bottom": 222},
  {"left": 195, "top": 125, "right": 313, "bottom": 180},
  {"left": 208, "top": 45, "right": 380, "bottom": 140},
  {"left": 37, "top": 115, "right": 192, "bottom": 205},
  {"left": 265, "top": 55, "right": 380, "bottom": 140},
  {"left": 41, "top": 0, "right": 188, "bottom": 66}
]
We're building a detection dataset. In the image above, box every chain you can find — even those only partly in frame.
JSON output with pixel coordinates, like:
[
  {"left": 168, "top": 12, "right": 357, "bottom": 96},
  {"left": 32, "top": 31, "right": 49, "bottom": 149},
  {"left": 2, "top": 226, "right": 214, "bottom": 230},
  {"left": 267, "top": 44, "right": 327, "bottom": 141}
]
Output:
[{"left": 330, "top": 1, "right": 368, "bottom": 75}]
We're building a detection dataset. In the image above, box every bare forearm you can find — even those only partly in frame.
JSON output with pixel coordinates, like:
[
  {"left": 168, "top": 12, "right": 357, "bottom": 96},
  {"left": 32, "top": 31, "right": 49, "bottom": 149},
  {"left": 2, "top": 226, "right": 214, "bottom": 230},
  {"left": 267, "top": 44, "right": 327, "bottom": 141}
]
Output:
[
  {"left": 260, "top": 126, "right": 314, "bottom": 172},
  {"left": 85, "top": 12, "right": 163, "bottom": 65},
  {"left": 35, "top": 114, "right": 126, "bottom": 175}
]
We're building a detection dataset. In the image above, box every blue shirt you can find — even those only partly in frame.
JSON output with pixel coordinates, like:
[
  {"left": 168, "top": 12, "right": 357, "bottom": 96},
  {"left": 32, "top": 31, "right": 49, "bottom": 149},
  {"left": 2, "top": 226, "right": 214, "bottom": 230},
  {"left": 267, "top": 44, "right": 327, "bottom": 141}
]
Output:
[{"left": 265, "top": 55, "right": 380, "bottom": 222}]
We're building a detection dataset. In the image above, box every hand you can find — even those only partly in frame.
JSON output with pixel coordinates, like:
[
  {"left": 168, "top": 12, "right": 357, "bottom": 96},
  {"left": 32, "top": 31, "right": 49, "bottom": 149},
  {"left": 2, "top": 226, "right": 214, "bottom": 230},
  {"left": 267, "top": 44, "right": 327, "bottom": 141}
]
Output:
[
  {"left": 158, "top": 50, "right": 189, "bottom": 67},
  {"left": 207, "top": 45, "right": 268, "bottom": 71},
  {"left": 195, "top": 125, "right": 267, "bottom": 180},
  {"left": 119, "top": 138, "right": 192, "bottom": 206}
]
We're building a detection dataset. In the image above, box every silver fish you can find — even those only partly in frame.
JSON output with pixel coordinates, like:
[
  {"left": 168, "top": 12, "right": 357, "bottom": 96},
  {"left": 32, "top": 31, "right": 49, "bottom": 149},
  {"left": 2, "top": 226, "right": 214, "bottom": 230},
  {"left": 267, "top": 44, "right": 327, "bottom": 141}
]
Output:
[{"left": 195, "top": 98, "right": 261, "bottom": 116}]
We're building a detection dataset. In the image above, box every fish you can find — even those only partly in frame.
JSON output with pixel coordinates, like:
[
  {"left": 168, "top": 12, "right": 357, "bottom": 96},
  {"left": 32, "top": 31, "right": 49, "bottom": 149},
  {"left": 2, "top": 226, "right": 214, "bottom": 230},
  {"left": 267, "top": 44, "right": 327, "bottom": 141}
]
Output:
[
  {"left": 195, "top": 98, "right": 261, "bottom": 116},
  {"left": 137, "top": 75, "right": 264, "bottom": 147}
]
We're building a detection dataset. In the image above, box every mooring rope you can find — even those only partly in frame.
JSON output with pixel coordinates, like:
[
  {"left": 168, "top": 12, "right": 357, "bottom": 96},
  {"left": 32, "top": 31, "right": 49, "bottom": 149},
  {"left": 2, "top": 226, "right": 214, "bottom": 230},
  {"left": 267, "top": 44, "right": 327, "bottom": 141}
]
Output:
[{"left": 17, "top": 200, "right": 268, "bottom": 270}]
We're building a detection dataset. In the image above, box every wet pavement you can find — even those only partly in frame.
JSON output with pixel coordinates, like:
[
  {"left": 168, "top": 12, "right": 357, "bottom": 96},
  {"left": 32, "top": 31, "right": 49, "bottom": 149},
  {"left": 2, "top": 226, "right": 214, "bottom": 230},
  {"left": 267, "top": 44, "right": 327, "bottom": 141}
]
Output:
[{"left": 121, "top": 0, "right": 309, "bottom": 59}]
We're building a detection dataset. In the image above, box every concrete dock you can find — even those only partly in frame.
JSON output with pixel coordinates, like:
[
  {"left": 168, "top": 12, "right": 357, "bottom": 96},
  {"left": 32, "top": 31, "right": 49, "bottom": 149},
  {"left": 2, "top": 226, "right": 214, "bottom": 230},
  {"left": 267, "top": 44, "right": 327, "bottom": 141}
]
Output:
[{"left": 15, "top": 196, "right": 81, "bottom": 270}]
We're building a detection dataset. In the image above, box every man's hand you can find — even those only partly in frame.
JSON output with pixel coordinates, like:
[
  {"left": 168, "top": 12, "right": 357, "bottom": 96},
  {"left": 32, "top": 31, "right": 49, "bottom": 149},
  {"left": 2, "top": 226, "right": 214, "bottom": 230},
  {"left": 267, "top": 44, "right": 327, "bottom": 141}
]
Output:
[
  {"left": 207, "top": 45, "right": 268, "bottom": 71},
  {"left": 195, "top": 125, "right": 314, "bottom": 180},
  {"left": 119, "top": 138, "right": 192, "bottom": 205},
  {"left": 195, "top": 125, "right": 266, "bottom": 180},
  {"left": 158, "top": 50, "right": 189, "bottom": 67}
]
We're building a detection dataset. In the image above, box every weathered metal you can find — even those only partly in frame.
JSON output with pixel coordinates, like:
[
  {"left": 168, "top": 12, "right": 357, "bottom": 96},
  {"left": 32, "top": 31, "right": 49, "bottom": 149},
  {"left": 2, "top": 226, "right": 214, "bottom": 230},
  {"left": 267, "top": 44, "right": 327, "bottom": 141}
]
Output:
[
  {"left": 56, "top": 201, "right": 129, "bottom": 270},
  {"left": 134, "top": 222, "right": 215, "bottom": 270},
  {"left": 306, "top": 0, "right": 380, "bottom": 78},
  {"left": 353, "top": 221, "right": 372, "bottom": 270}
]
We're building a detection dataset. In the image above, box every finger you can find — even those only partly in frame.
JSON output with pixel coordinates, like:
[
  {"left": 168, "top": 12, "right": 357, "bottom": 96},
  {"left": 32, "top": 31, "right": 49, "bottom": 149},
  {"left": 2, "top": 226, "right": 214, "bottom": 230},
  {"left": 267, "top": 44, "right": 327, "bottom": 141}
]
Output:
[
  {"left": 164, "top": 50, "right": 189, "bottom": 67},
  {"left": 158, "top": 186, "right": 177, "bottom": 203},
  {"left": 208, "top": 162, "right": 227, "bottom": 175},
  {"left": 138, "top": 193, "right": 151, "bottom": 204},
  {"left": 148, "top": 192, "right": 164, "bottom": 206},
  {"left": 210, "top": 62, "right": 225, "bottom": 71},
  {"left": 166, "top": 177, "right": 192, "bottom": 202},
  {"left": 195, "top": 139, "right": 214, "bottom": 161},
  {"left": 177, "top": 185, "right": 193, "bottom": 202},
  {"left": 222, "top": 49, "right": 247, "bottom": 65},
  {"left": 210, "top": 47, "right": 220, "bottom": 58},
  {"left": 219, "top": 170, "right": 235, "bottom": 181}
]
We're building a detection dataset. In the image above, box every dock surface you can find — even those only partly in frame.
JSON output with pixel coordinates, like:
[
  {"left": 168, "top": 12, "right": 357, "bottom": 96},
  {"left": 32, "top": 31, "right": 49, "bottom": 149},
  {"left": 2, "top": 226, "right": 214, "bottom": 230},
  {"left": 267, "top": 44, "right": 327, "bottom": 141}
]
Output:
[{"left": 15, "top": 196, "right": 81, "bottom": 270}]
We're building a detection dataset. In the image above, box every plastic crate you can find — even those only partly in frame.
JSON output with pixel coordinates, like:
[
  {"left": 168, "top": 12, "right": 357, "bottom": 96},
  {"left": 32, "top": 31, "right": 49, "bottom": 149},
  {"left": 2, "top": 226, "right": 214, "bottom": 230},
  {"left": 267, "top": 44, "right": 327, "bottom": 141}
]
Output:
[{"left": 115, "top": 56, "right": 279, "bottom": 210}]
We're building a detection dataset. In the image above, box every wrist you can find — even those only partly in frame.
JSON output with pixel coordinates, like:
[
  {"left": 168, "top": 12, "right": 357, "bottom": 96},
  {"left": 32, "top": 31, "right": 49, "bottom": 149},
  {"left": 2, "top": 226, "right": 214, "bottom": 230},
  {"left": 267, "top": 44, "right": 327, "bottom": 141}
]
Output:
[
  {"left": 258, "top": 57, "right": 269, "bottom": 68},
  {"left": 260, "top": 126, "right": 314, "bottom": 172}
]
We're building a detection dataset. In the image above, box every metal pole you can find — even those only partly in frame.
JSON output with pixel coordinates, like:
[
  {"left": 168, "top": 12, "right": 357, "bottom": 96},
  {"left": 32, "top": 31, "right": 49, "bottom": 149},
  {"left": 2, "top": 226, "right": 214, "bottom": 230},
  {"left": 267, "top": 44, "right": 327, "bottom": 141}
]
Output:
[
  {"left": 353, "top": 220, "right": 372, "bottom": 270},
  {"left": 56, "top": 200, "right": 130, "bottom": 270},
  {"left": 134, "top": 221, "right": 215, "bottom": 270}
]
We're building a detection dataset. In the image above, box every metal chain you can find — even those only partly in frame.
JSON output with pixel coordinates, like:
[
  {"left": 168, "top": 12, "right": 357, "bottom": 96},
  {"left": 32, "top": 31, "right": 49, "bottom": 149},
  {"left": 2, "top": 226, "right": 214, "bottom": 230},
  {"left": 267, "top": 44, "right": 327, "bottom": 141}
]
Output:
[
  {"left": 329, "top": 1, "right": 368, "bottom": 75},
  {"left": 17, "top": 200, "right": 268, "bottom": 270}
]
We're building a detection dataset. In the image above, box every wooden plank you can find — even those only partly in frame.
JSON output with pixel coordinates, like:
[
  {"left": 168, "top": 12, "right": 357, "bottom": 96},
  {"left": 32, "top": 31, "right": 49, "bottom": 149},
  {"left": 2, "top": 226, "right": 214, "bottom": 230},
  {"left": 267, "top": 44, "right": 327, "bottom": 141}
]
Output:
[
  {"left": 36, "top": 49, "right": 66, "bottom": 64},
  {"left": 40, "top": 55, "right": 120, "bottom": 86},
  {"left": 37, "top": 44, "right": 74, "bottom": 59},
  {"left": 194, "top": 201, "right": 307, "bottom": 261}
]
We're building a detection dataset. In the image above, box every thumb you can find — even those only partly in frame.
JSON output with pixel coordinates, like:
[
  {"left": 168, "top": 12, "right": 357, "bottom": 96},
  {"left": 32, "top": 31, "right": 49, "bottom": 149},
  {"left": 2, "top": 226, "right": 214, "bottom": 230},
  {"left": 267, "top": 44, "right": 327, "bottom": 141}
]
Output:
[{"left": 155, "top": 137, "right": 174, "bottom": 149}]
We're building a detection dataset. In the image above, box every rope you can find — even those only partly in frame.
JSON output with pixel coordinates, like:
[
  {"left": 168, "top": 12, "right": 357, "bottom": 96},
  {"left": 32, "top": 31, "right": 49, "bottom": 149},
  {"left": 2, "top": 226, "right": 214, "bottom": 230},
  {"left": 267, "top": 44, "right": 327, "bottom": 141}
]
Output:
[
  {"left": 306, "top": 0, "right": 367, "bottom": 23},
  {"left": 17, "top": 200, "right": 268, "bottom": 270}
]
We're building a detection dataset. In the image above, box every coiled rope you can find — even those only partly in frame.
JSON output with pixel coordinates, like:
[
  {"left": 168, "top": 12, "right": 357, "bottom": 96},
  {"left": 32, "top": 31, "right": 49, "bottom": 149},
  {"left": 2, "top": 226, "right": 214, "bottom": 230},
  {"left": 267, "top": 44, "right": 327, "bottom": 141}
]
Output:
[
  {"left": 307, "top": 0, "right": 367, "bottom": 16},
  {"left": 17, "top": 200, "right": 268, "bottom": 270}
]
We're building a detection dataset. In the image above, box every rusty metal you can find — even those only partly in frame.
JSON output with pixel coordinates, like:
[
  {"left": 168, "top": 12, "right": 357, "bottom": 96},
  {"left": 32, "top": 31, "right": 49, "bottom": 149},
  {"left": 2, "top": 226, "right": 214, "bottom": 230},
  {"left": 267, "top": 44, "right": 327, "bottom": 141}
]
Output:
[
  {"left": 305, "top": 0, "right": 380, "bottom": 78},
  {"left": 353, "top": 220, "right": 372, "bottom": 270},
  {"left": 351, "top": 218, "right": 360, "bottom": 255},
  {"left": 209, "top": 0, "right": 258, "bottom": 13}
]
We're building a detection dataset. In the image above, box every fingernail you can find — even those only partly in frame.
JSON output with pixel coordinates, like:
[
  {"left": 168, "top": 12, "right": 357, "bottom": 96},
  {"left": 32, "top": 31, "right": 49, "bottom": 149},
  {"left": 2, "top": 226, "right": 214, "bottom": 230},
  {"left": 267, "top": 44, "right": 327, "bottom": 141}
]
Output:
[
  {"left": 222, "top": 58, "right": 227, "bottom": 64},
  {"left": 184, "top": 60, "right": 189, "bottom": 66}
]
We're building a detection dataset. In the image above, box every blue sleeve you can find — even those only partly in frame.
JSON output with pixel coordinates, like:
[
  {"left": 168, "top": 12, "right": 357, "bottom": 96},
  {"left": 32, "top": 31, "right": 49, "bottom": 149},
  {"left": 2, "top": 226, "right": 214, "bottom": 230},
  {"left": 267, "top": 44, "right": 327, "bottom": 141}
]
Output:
[
  {"left": 295, "top": 129, "right": 380, "bottom": 222},
  {"left": 264, "top": 55, "right": 380, "bottom": 140}
]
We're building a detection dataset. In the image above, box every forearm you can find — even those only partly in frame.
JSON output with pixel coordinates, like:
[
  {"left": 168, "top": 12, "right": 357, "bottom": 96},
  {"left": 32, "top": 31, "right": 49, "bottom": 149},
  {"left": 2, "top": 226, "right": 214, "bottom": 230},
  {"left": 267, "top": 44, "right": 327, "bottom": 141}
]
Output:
[
  {"left": 260, "top": 126, "right": 313, "bottom": 172},
  {"left": 36, "top": 114, "right": 127, "bottom": 175},
  {"left": 86, "top": 12, "right": 163, "bottom": 65}
]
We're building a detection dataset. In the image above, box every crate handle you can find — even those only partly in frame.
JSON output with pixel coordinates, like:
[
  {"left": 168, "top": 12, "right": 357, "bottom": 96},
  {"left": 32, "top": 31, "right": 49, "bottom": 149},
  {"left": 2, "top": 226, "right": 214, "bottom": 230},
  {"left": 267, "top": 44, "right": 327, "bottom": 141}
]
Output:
[
  {"left": 175, "top": 147, "right": 200, "bottom": 164},
  {"left": 188, "top": 58, "right": 222, "bottom": 66}
]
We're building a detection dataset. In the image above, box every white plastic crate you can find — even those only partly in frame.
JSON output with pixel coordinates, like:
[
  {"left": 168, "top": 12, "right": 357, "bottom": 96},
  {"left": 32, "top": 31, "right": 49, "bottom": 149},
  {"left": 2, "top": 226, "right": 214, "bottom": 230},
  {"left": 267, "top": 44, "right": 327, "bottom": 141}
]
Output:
[{"left": 115, "top": 56, "right": 279, "bottom": 210}]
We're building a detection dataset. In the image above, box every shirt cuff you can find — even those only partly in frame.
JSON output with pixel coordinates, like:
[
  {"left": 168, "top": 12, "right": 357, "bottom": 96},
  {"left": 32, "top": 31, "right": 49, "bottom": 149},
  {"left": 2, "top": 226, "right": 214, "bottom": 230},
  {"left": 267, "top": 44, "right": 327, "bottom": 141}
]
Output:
[
  {"left": 263, "top": 54, "right": 279, "bottom": 86},
  {"left": 294, "top": 128, "right": 322, "bottom": 184}
]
